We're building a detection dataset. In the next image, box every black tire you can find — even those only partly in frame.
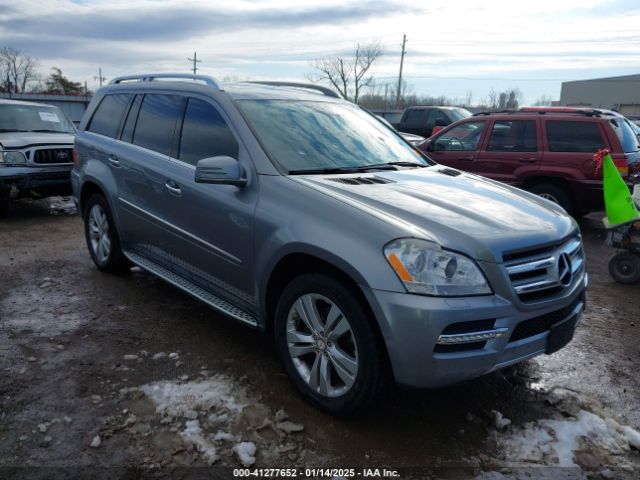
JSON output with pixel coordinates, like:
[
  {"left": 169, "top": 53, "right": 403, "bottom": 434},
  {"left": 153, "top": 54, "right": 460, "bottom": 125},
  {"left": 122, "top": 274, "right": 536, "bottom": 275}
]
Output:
[
  {"left": 527, "top": 183, "right": 574, "bottom": 215},
  {"left": 274, "top": 273, "right": 389, "bottom": 416},
  {"left": 83, "top": 194, "right": 130, "bottom": 274},
  {"left": 0, "top": 196, "right": 10, "bottom": 216},
  {"left": 608, "top": 252, "right": 640, "bottom": 284}
]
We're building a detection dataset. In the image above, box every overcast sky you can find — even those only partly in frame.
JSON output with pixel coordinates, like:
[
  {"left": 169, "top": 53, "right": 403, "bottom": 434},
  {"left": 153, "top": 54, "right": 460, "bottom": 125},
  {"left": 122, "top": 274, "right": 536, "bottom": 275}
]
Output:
[{"left": 1, "top": 0, "right": 639, "bottom": 103}]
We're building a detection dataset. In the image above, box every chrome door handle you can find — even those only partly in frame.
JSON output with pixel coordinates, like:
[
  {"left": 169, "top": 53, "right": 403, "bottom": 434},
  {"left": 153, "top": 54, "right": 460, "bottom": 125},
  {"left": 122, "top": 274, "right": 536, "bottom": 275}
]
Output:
[
  {"left": 107, "top": 155, "right": 120, "bottom": 167},
  {"left": 519, "top": 157, "right": 537, "bottom": 163},
  {"left": 165, "top": 181, "right": 182, "bottom": 197}
]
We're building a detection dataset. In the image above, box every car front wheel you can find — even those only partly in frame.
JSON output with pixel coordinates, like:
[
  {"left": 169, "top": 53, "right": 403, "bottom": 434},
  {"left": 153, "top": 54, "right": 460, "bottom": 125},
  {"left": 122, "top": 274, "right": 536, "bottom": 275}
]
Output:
[{"left": 274, "top": 274, "right": 389, "bottom": 415}]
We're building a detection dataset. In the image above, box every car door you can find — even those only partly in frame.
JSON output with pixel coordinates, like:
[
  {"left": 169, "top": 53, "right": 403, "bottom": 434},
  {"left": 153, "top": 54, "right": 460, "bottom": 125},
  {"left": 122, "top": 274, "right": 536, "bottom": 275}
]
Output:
[
  {"left": 427, "top": 120, "right": 487, "bottom": 172},
  {"left": 474, "top": 118, "right": 541, "bottom": 185},
  {"left": 108, "top": 93, "right": 185, "bottom": 266},
  {"left": 158, "top": 96, "right": 258, "bottom": 313},
  {"left": 401, "top": 108, "right": 430, "bottom": 137}
]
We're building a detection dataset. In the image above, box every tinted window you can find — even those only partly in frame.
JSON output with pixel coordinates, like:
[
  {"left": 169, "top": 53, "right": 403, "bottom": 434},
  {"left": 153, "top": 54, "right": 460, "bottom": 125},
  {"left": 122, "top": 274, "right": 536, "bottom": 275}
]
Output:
[
  {"left": 434, "top": 121, "right": 486, "bottom": 151},
  {"left": 609, "top": 118, "right": 640, "bottom": 153},
  {"left": 487, "top": 120, "right": 537, "bottom": 152},
  {"left": 88, "top": 94, "right": 131, "bottom": 138},
  {"left": 404, "top": 109, "right": 429, "bottom": 125},
  {"left": 429, "top": 109, "right": 449, "bottom": 126},
  {"left": 178, "top": 98, "right": 239, "bottom": 165},
  {"left": 120, "top": 94, "right": 142, "bottom": 143},
  {"left": 546, "top": 121, "right": 605, "bottom": 153},
  {"left": 132, "top": 94, "right": 183, "bottom": 157}
]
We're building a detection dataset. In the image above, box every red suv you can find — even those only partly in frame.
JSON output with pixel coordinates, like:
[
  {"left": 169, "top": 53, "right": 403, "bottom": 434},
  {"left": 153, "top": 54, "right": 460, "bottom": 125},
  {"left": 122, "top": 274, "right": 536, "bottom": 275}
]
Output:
[{"left": 418, "top": 107, "right": 640, "bottom": 215}]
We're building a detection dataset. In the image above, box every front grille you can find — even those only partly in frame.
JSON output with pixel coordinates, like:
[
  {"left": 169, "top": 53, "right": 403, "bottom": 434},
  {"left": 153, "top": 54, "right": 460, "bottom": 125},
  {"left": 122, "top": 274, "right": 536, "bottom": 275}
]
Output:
[
  {"left": 509, "top": 292, "right": 584, "bottom": 342},
  {"left": 504, "top": 236, "right": 584, "bottom": 303},
  {"left": 33, "top": 148, "right": 73, "bottom": 164}
]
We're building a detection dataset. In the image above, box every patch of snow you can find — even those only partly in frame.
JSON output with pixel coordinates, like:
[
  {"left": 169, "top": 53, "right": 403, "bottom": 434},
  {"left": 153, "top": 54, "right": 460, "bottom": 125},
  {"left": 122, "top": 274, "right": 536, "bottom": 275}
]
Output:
[
  {"left": 500, "top": 409, "right": 638, "bottom": 467},
  {"left": 140, "top": 377, "right": 246, "bottom": 419},
  {"left": 152, "top": 352, "right": 167, "bottom": 360},
  {"left": 181, "top": 419, "right": 218, "bottom": 464},
  {"left": 213, "top": 431, "right": 236, "bottom": 442},
  {"left": 233, "top": 441, "right": 257, "bottom": 466},
  {"left": 168, "top": 352, "right": 179, "bottom": 359},
  {"left": 90, "top": 435, "right": 101, "bottom": 448},
  {"left": 491, "top": 410, "right": 511, "bottom": 430},
  {"left": 123, "top": 354, "right": 138, "bottom": 361},
  {"left": 621, "top": 425, "right": 640, "bottom": 450}
]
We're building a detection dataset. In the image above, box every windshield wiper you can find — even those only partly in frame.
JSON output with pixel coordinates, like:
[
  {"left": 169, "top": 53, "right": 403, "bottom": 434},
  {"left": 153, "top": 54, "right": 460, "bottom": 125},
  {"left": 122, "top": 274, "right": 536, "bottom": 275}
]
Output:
[
  {"left": 30, "top": 129, "right": 69, "bottom": 133},
  {"left": 288, "top": 164, "right": 398, "bottom": 175},
  {"left": 287, "top": 161, "right": 428, "bottom": 175}
]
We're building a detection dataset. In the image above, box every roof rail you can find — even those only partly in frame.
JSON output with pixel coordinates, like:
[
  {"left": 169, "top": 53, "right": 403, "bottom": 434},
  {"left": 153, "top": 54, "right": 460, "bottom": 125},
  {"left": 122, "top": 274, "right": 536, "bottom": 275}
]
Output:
[
  {"left": 246, "top": 81, "right": 341, "bottom": 98},
  {"left": 472, "top": 108, "right": 603, "bottom": 117},
  {"left": 109, "top": 73, "right": 221, "bottom": 89}
]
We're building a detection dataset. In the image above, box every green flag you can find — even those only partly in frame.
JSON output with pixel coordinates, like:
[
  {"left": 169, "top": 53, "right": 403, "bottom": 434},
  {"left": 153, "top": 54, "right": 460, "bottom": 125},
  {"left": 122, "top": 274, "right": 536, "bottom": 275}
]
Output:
[{"left": 601, "top": 151, "right": 640, "bottom": 228}]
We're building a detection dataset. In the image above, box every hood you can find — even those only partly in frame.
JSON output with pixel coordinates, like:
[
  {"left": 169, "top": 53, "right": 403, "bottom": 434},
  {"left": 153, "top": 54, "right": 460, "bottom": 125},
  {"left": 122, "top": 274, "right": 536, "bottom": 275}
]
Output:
[
  {"left": 0, "top": 131, "right": 75, "bottom": 149},
  {"left": 293, "top": 166, "right": 577, "bottom": 263}
]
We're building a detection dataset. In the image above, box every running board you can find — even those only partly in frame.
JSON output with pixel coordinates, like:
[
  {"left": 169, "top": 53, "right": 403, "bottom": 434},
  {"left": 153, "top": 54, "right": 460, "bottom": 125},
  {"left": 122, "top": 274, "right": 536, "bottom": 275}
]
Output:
[{"left": 124, "top": 251, "right": 258, "bottom": 327}]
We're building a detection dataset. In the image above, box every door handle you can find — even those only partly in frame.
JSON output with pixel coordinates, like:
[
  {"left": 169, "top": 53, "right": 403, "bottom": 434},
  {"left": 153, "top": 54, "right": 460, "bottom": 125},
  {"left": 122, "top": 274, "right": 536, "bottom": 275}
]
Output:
[
  {"left": 165, "top": 180, "right": 182, "bottom": 197},
  {"left": 457, "top": 156, "right": 475, "bottom": 161},
  {"left": 519, "top": 157, "right": 537, "bottom": 163},
  {"left": 107, "top": 154, "right": 120, "bottom": 167}
]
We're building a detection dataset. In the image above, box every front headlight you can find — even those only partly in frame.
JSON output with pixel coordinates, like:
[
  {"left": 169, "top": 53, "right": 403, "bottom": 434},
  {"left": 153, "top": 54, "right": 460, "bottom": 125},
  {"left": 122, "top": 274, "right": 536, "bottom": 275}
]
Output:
[
  {"left": 0, "top": 151, "right": 27, "bottom": 165},
  {"left": 384, "top": 238, "right": 492, "bottom": 296}
]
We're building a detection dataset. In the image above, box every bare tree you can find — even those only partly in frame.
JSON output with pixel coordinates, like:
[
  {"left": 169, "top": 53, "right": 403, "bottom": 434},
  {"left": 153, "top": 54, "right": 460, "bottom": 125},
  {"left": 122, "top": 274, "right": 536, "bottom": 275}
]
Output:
[
  {"left": 0, "top": 47, "right": 38, "bottom": 93},
  {"left": 309, "top": 42, "right": 382, "bottom": 103},
  {"left": 533, "top": 94, "right": 556, "bottom": 106}
]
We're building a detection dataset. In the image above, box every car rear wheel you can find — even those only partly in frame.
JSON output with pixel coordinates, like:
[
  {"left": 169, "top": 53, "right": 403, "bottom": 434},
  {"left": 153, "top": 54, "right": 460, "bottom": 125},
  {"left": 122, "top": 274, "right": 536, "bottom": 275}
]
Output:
[
  {"left": 274, "top": 273, "right": 389, "bottom": 415},
  {"left": 608, "top": 252, "right": 640, "bottom": 284},
  {"left": 84, "top": 194, "right": 130, "bottom": 273},
  {"left": 527, "top": 184, "right": 574, "bottom": 215}
]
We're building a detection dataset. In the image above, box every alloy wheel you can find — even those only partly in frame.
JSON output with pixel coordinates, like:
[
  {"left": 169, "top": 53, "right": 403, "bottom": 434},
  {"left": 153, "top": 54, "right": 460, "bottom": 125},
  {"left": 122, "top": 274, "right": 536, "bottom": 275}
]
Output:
[{"left": 88, "top": 204, "right": 111, "bottom": 263}]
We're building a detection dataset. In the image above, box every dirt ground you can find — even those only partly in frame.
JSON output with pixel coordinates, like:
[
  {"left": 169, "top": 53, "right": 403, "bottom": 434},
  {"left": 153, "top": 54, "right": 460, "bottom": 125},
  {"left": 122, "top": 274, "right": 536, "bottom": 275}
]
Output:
[{"left": 1, "top": 199, "right": 639, "bottom": 480}]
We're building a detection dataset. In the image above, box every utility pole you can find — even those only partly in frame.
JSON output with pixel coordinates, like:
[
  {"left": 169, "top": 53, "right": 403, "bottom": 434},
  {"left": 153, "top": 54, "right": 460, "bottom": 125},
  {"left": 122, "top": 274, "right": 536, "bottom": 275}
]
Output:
[
  {"left": 188, "top": 52, "right": 201, "bottom": 75},
  {"left": 396, "top": 34, "right": 407, "bottom": 107},
  {"left": 94, "top": 68, "right": 106, "bottom": 88}
]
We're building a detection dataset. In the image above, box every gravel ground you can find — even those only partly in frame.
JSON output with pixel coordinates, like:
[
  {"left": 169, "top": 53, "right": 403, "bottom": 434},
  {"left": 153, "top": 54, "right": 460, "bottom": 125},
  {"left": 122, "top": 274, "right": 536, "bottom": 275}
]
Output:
[{"left": 1, "top": 199, "right": 639, "bottom": 479}]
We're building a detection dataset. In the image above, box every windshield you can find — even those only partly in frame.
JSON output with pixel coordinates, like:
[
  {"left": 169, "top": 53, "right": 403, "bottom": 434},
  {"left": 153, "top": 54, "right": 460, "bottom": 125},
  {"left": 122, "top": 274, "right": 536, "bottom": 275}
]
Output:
[
  {"left": 609, "top": 117, "right": 640, "bottom": 153},
  {"left": 237, "top": 100, "right": 430, "bottom": 173},
  {"left": 450, "top": 108, "right": 472, "bottom": 122},
  {"left": 0, "top": 104, "right": 75, "bottom": 134}
]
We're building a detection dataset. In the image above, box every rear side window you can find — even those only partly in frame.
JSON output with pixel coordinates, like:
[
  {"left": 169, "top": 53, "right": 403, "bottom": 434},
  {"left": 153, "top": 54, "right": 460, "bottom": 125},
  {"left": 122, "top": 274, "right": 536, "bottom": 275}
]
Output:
[
  {"left": 178, "top": 98, "right": 239, "bottom": 166},
  {"left": 429, "top": 109, "right": 449, "bottom": 126},
  {"left": 487, "top": 120, "right": 537, "bottom": 152},
  {"left": 546, "top": 121, "right": 605, "bottom": 152},
  {"left": 132, "top": 94, "right": 183, "bottom": 157},
  {"left": 88, "top": 94, "right": 131, "bottom": 138}
]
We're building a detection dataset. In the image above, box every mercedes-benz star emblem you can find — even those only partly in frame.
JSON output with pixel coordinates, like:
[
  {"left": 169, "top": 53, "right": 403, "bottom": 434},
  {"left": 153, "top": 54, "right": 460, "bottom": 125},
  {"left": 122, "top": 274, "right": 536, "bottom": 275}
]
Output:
[{"left": 557, "top": 253, "right": 573, "bottom": 287}]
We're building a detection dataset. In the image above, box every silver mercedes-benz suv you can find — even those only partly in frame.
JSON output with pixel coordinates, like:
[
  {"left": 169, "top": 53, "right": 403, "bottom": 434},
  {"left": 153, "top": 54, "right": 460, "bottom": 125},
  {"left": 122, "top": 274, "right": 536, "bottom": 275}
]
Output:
[
  {"left": 72, "top": 74, "right": 587, "bottom": 414},
  {"left": 0, "top": 99, "right": 75, "bottom": 212}
]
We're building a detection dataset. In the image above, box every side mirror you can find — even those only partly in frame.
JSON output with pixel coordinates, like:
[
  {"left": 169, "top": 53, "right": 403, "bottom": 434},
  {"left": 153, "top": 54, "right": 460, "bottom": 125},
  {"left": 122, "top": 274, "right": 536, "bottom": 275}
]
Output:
[
  {"left": 423, "top": 139, "right": 434, "bottom": 152},
  {"left": 195, "top": 156, "right": 247, "bottom": 187}
]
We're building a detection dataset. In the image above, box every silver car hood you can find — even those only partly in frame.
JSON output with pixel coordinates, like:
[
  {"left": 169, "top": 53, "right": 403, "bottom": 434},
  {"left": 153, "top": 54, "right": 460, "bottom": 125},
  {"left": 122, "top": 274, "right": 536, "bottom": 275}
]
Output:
[
  {"left": 0, "top": 132, "right": 75, "bottom": 149},
  {"left": 293, "top": 166, "right": 577, "bottom": 263}
]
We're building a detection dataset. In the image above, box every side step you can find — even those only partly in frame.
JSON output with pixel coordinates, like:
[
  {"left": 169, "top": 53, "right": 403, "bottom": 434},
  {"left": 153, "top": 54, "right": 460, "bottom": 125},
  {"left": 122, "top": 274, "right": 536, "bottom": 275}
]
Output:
[{"left": 124, "top": 251, "right": 258, "bottom": 327}]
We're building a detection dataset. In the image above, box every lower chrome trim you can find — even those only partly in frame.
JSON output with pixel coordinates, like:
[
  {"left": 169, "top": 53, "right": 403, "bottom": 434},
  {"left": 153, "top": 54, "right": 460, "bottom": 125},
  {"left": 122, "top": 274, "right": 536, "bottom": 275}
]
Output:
[{"left": 437, "top": 327, "right": 509, "bottom": 345}]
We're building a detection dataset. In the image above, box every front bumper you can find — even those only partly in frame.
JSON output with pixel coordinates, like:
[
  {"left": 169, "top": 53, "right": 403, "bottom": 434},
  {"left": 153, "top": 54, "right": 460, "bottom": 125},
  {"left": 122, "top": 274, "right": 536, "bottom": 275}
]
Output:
[
  {"left": 362, "top": 272, "right": 587, "bottom": 389},
  {"left": 0, "top": 166, "right": 73, "bottom": 199}
]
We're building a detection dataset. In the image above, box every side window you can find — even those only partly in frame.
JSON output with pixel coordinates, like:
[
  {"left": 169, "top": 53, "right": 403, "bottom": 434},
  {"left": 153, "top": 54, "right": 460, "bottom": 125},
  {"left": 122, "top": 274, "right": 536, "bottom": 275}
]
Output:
[
  {"left": 487, "top": 120, "right": 537, "bottom": 152},
  {"left": 546, "top": 121, "right": 605, "bottom": 153},
  {"left": 429, "top": 109, "right": 448, "bottom": 127},
  {"left": 132, "top": 94, "right": 183, "bottom": 157},
  {"left": 434, "top": 121, "right": 486, "bottom": 151},
  {"left": 120, "top": 94, "right": 142, "bottom": 143},
  {"left": 87, "top": 94, "right": 131, "bottom": 138},
  {"left": 178, "top": 98, "right": 239, "bottom": 166},
  {"left": 404, "top": 109, "right": 429, "bottom": 125}
]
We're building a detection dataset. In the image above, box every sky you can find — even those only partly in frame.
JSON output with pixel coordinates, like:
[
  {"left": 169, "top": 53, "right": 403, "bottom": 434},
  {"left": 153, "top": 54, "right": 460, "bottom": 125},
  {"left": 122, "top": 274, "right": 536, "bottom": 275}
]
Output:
[{"left": 1, "top": 0, "right": 640, "bottom": 104}]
